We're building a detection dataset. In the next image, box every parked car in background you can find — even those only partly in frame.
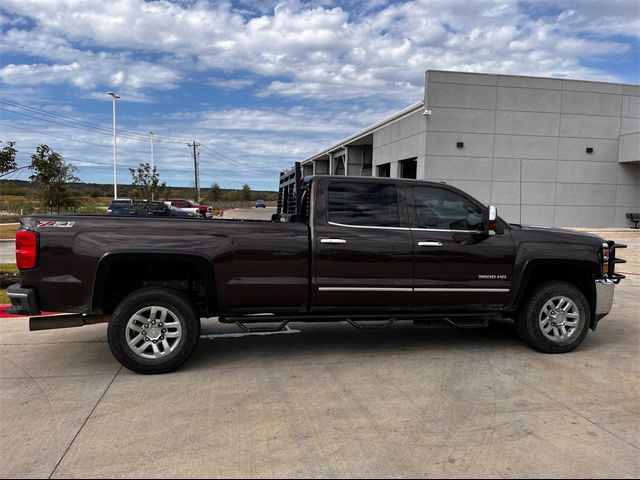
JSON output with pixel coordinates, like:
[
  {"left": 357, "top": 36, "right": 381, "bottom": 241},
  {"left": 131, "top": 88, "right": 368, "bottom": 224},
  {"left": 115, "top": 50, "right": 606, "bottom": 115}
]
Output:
[
  {"left": 106, "top": 199, "right": 134, "bottom": 215},
  {"left": 166, "top": 198, "right": 213, "bottom": 218},
  {"left": 255, "top": 199, "right": 266, "bottom": 208},
  {"left": 107, "top": 199, "right": 198, "bottom": 218}
]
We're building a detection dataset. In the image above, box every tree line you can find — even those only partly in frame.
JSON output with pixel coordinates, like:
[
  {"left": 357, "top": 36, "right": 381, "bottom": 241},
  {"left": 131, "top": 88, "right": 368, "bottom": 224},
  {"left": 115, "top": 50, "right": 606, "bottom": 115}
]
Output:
[{"left": 0, "top": 141, "right": 277, "bottom": 214}]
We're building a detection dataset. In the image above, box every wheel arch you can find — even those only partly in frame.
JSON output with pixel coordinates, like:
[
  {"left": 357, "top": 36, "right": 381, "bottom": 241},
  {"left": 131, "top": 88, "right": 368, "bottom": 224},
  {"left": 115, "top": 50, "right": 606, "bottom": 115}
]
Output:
[
  {"left": 91, "top": 252, "right": 217, "bottom": 316},
  {"left": 510, "top": 259, "right": 598, "bottom": 328}
]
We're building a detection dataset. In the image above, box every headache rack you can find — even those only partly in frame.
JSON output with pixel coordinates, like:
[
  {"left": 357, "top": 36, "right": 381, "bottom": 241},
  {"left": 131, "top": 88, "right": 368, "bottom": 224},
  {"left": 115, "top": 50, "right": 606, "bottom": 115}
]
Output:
[
  {"left": 275, "top": 162, "right": 308, "bottom": 222},
  {"left": 606, "top": 241, "right": 627, "bottom": 284}
]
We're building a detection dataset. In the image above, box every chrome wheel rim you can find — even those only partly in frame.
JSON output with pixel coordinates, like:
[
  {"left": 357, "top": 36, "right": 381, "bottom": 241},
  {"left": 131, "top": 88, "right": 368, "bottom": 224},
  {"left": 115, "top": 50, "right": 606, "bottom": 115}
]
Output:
[
  {"left": 125, "top": 306, "right": 182, "bottom": 359},
  {"left": 539, "top": 296, "right": 582, "bottom": 344}
]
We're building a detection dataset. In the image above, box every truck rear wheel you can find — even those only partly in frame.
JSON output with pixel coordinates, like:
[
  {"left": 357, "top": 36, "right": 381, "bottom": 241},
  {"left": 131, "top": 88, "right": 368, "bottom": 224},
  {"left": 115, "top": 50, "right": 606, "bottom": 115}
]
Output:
[
  {"left": 516, "top": 281, "right": 590, "bottom": 353},
  {"left": 107, "top": 288, "right": 200, "bottom": 374}
]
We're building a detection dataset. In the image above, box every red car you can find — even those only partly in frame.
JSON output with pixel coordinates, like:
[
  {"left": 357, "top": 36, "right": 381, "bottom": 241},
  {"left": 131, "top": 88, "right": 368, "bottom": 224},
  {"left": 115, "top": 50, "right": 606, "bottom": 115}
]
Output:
[{"left": 166, "top": 198, "right": 213, "bottom": 218}]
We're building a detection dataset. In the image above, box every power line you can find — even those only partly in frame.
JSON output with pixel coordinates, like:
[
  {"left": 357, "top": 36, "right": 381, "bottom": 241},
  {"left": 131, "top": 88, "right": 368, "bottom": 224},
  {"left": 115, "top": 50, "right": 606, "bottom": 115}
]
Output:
[
  {"left": 0, "top": 102, "right": 149, "bottom": 142},
  {"left": 199, "top": 143, "right": 255, "bottom": 169},
  {"left": 0, "top": 98, "right": 193, "bottom": 145},
  {"left": 0, "top": 121, "right": 178, "bottom": 156},
  {"left": 0, "top": 99, "right": 263, "bottom": 185}
]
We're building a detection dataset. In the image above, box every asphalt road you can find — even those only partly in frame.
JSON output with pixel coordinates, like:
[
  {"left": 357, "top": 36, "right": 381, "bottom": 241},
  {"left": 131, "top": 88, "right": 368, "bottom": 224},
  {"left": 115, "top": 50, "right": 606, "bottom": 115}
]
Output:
[{"left": 1, "top": 230, "right": 639, "bottom": 478}]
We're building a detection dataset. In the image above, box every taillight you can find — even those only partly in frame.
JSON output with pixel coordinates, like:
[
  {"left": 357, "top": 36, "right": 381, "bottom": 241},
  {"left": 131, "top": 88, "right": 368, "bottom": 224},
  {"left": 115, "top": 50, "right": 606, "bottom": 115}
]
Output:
[{"left": 16, "top": 230, "right": 38, "bottom": 270}]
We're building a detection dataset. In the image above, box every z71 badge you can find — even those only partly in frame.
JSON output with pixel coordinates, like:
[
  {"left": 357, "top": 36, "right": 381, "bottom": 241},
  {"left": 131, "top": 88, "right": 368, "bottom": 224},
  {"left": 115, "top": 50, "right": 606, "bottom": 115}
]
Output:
[{"left": 37, "top": 221, "right": 75, "bottom": 228}]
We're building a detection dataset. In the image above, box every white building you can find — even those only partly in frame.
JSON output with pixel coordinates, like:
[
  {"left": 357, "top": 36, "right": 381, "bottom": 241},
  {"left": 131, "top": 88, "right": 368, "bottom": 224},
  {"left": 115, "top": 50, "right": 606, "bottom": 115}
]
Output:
[{"left": 301, "top": 70, "right": 640, "bottom": 228}]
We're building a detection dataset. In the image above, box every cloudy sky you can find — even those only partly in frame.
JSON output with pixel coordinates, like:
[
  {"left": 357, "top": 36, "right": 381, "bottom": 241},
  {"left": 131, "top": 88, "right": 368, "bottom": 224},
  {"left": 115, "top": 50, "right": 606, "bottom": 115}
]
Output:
[{"left": 1, "top": 0, "right": 638, "bottom": 191}]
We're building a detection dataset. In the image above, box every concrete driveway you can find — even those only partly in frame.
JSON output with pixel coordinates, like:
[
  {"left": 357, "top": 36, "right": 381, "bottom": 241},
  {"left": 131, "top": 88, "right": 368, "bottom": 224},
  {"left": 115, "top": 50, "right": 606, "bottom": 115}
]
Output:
[{"left": 1, "top": 231, "right": 639, "bottom": 478}]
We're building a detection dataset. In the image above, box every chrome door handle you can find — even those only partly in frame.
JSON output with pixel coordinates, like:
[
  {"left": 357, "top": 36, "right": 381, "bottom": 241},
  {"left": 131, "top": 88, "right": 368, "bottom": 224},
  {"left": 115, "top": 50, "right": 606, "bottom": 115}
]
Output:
[
  {"left": 321, "top": 238, "right": 347, "bottom": 244},
  {"left": 418, "top": 241, "right": 443, "bottom": 247}
]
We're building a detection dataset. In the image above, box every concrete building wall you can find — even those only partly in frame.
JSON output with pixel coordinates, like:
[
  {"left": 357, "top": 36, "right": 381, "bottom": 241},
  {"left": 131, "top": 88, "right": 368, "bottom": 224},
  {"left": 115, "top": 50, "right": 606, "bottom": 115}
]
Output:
[
  {"left": 373, "top": 109, "right": 426, "bottom": 179},
  {"left": 373, "top": 71, "right": 639, "bottom": 227},
  {"left": 303, "top": 71, "right": 639, "bottom": 228}
]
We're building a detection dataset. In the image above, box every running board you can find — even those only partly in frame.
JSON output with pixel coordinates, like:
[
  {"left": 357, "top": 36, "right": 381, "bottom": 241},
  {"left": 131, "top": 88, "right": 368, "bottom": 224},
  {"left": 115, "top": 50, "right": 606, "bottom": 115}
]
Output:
[{"left": 220, "top": 312, "right": 500, "bottom": 331}]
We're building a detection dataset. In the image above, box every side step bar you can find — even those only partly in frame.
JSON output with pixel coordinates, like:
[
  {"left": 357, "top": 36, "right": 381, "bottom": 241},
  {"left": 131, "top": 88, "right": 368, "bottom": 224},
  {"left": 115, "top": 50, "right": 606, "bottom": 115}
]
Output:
[{"left": 220, "top": 312, "right": 500, "bottom": 333}]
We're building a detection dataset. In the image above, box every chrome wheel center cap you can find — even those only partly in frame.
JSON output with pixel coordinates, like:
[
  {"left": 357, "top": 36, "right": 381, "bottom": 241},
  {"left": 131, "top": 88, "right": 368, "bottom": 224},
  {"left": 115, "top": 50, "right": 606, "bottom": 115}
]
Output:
[
  {"left": 555, "top": 312, "right": 567, "bottom": 326},
  {"left": 147, "top": 326, "right": 162, "bottom": 340}
]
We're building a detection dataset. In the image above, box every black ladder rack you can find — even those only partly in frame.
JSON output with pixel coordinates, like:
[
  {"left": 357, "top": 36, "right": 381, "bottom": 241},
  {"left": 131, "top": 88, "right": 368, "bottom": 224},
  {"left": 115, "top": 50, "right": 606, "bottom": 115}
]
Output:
[{"left": 277, "top": 162, "right": 303, "bottom": 216}]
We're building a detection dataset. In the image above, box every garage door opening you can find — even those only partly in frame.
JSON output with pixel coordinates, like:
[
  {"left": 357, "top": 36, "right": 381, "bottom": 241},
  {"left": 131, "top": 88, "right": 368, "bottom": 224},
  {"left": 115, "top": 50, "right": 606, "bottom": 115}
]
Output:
[
  {"left": 400, "top": 158, "right": 417, "bottom": 179},
  {"left": 377, "top": 163, "right": 391, "bottom": 177}
]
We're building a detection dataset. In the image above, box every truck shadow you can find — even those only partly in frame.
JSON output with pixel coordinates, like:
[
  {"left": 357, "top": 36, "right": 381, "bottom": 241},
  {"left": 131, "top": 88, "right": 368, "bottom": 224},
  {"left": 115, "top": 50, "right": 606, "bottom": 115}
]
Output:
[{"left": 183, "top": 318, "right": 537, "bottom": 372}]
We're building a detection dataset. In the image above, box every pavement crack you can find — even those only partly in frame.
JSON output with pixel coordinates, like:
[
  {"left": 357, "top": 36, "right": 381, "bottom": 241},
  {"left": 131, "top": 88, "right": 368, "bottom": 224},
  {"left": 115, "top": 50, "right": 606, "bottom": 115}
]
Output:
[{"left": 47, "top": 365, "right": 123, "bottom": 479}]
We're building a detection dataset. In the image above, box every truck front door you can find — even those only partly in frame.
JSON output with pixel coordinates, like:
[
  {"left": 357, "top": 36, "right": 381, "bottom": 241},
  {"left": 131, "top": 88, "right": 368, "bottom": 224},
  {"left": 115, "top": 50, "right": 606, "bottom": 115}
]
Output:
[
  {"left": 313, "top": 180, "right": 413, "bottom": 309},
  {"left": 408, "top": 185, "right": 515, "bottom": 307}
]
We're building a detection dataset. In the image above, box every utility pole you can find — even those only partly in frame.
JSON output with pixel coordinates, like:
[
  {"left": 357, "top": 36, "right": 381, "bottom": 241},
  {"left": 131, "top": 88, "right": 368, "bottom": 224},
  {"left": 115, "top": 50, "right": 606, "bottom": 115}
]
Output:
[
  {"left": 150, "top": 131, "right": 155, "bottom": 200},
  {"left": 188, "top": 141, "right": 200, "bottom": 202}
]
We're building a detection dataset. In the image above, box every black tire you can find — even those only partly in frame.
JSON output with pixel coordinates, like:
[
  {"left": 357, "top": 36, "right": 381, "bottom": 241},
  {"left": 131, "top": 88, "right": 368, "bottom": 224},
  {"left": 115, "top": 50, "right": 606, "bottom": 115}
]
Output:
[
  {"left": 107, "top": 288, "right": 200, "bottom": 374},
  {"left": 516, "top": 281, "right": 590, "bottom": 353}
]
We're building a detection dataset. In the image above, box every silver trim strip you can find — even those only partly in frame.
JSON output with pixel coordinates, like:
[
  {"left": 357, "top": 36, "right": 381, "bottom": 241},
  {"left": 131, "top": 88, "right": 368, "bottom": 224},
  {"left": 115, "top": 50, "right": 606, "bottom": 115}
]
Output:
[
  {"left": 7, "top": 292, "right": 28, "bottom": 298},
  {"left": 411, "top": 227, "right": 484, "bottom": 234},
  {"left": 327, "top": 221, "right": 482, "bottom": 234},
  {"left": 328, "top": 221, "right": 408, "bottom": 231},
  {"left": 320, "top": 238, "right": 347, "bottom": 244},
  {"left": 418, "top": 241, "right": 443, "bottom": 247},
  {"left": 319, "top": 287, "right": 412, "bottom": 292},
  {"left": 319, "top": 287, "right": 509, "bottom": 293},
  {"left": 414, "top": 288, "right": 510, "bottom": 293}
]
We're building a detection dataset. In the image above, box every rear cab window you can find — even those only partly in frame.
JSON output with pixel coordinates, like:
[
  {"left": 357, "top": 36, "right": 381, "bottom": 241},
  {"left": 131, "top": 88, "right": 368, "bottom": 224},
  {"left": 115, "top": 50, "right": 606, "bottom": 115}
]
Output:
[{"left": 327, "top": 182, "right": 401, "bottom": 227}]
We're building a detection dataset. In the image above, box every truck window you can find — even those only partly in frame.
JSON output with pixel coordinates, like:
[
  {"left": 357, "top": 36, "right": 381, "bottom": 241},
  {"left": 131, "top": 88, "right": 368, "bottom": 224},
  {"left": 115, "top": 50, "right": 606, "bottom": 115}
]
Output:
[
  {"left": 412, "top": 186, "right": 483, "bottom": 231},
  {"left": 328, "top": 182, "right": 400, "bottom": 227}
]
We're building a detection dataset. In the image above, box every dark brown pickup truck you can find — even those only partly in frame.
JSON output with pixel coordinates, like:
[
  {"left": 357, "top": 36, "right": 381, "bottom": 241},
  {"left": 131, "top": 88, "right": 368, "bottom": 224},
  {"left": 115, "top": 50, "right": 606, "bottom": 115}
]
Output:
[{"left": 8, "top": 173, "right": 626, "bottom": 373}]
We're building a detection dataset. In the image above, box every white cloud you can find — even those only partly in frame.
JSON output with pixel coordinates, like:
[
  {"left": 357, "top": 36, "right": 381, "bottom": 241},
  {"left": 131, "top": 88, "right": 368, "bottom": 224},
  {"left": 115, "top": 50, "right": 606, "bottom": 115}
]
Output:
[
  {"left": 1, "top": 0, "right": 638, "bottom": 189},
  {"left": 2, "top": 0, "right": 637, "bottom": 102}
]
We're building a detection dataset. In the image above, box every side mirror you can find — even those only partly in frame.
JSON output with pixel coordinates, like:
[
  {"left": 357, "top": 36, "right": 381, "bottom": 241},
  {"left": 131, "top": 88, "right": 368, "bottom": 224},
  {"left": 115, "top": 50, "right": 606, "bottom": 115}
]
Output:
[{"left": 485, "top": 205, "right": 499, "bottom": 236}]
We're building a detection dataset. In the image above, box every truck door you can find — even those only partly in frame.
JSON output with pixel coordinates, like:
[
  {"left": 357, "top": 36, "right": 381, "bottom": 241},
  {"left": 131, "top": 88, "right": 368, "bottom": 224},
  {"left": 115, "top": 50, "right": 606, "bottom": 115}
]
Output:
[
  {"left": 313, "top": 180, "right": 413, "bottom": 309},
  {"left": 408, "top": 185, "right": 515, "bottom": 307}
]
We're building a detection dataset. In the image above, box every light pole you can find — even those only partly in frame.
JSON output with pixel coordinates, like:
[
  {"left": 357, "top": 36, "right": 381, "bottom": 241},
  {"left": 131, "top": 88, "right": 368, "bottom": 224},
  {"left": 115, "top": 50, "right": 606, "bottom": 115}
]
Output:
[
  {"left": 149, "top": 131, "right": 156, "bottom": 200},
  {"left": 107, "top": 92, "right": 120, "bottom": 199}
]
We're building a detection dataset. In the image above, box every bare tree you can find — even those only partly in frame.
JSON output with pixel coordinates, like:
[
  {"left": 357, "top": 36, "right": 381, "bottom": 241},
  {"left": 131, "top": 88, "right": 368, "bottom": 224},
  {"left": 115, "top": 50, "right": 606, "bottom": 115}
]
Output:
[{"left": 129, "top": 162, "right": 169, "bottom": 204}]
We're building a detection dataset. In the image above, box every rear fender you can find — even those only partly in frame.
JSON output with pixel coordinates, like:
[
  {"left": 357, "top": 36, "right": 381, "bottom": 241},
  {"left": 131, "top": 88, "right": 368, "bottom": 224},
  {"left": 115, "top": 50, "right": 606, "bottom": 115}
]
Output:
[{"left": 91, "top": 252, "right": 216, "bottom": 315}]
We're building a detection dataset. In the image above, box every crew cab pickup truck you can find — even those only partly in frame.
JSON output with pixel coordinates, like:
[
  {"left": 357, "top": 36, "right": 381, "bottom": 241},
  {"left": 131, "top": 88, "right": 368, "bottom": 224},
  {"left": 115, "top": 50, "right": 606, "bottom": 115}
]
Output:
[{"left": 8, "top": 170, "right": 626, "bottom": 374}]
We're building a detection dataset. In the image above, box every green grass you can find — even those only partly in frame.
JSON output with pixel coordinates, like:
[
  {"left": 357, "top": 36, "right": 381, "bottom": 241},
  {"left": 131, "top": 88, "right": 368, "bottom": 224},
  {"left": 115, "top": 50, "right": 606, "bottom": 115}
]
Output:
[
  {"left": 0, "top": 264, "right": 18, "bottom": 305},
  {"left": 0, "top": 223, "right": 18, "bottom": 239},
  {"left": 0, "top": 263, "right": 18, "bottom": 273}
]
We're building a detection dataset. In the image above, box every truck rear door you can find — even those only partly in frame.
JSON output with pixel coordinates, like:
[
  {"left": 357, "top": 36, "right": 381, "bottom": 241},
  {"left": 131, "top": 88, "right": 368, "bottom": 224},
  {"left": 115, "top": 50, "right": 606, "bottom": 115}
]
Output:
[{"left": 312, "top": 179, "right": 413, "bottom": 309}]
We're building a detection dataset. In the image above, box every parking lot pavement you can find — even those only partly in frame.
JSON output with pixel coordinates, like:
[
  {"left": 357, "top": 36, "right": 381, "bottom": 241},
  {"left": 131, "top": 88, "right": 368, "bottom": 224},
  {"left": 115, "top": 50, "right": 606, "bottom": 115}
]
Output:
[{"left": 1, "top": 232, "right": 639, "bottom": 478}]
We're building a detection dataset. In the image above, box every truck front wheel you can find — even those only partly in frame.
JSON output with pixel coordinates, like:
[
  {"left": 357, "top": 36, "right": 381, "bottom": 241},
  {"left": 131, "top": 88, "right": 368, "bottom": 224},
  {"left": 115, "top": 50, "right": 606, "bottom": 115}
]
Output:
[
  {"left": 516, "top": 281, "right": 590, "bottom": 353},
  {"left": 107, "top": 288, "right": 201, "bottom": 374}
]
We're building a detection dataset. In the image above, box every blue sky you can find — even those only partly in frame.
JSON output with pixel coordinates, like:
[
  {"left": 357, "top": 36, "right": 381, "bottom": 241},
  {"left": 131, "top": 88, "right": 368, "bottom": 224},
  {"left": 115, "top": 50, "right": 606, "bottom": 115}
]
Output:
[{"left": 1, "top": 0, "right": 639, "bottom": 191}]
